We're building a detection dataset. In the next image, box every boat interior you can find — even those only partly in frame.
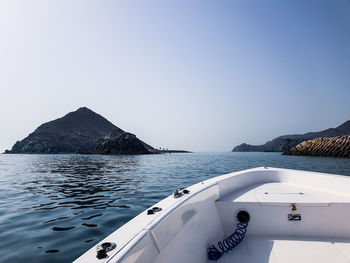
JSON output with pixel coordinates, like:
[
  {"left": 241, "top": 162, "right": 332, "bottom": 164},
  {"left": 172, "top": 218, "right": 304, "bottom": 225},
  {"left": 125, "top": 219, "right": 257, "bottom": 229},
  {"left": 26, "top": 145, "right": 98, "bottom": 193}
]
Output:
[{"left": 74, "top": 167, "right": 350, "bottom": 263}]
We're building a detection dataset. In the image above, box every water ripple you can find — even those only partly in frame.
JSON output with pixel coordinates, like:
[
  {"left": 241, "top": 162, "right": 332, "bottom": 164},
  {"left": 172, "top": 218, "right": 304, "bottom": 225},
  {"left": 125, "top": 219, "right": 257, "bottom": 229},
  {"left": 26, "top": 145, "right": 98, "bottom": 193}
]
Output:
[
  {"left": 52, "top": 226, "right": 75, "bottom": 231},
  {"left": 81, "top": 213, "right": 103, "bottom": 220}
]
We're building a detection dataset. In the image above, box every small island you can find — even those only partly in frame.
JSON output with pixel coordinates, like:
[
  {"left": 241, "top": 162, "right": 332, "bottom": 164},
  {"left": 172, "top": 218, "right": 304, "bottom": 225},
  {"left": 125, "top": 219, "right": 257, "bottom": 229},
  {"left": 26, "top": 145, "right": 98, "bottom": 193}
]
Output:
[{"left": 4, "top": 107, "right": 190, "bottom": 155}]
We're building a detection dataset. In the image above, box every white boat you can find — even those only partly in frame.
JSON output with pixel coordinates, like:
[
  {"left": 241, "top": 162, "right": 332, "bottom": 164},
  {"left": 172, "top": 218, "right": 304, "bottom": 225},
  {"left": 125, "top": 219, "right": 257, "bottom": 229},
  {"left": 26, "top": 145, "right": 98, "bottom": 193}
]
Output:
[{"left": 74, "top": 167, "right": 350, "bottom": 263}]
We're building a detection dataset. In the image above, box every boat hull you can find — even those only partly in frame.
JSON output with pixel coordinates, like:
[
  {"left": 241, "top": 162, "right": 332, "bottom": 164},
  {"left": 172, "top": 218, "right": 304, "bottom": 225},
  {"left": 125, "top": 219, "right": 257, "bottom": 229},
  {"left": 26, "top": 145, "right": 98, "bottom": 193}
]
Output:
[{"left": 75, "top": 167, "right": 350, "bottom": 263}]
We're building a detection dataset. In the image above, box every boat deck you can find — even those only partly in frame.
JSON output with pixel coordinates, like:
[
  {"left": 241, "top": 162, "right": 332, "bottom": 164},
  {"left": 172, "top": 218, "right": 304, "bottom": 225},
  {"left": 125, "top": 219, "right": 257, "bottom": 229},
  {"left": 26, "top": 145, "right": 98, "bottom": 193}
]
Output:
[
  {"left": 74, "top": 168, "right": 350, "bottom": 263},
  {"left": 216, "top": 182, "right": 350, "bottom": 239},
  {"left": 220, "top": 182, "right": 350, "bottom": 204},
  {"left": 219, "top": 236, "right": 350, "bottom": 263}
]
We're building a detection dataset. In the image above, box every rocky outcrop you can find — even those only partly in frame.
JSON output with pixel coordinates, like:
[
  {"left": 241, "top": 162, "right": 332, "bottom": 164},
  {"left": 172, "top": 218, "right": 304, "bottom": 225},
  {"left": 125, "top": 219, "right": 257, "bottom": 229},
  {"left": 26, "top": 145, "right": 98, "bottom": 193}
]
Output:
[
  {"left": 5, "top": 107, "right": 154, "bottom": 155},
  {"left": 95, "top": 131, "right": 150, "bottom": 155},
  {"left": 232, "top": 120, "right": 350, "bottom": 152},
  {"left": 283, "top": 136, "right": 350, "bottom": 158}
]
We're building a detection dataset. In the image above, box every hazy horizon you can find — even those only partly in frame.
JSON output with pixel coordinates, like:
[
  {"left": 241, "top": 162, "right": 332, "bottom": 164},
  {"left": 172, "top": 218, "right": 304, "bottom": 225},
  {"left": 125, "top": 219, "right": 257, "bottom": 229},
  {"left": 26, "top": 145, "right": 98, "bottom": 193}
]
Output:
[{"left": 1, "top": 0, "right": 350, "bottom": 152}]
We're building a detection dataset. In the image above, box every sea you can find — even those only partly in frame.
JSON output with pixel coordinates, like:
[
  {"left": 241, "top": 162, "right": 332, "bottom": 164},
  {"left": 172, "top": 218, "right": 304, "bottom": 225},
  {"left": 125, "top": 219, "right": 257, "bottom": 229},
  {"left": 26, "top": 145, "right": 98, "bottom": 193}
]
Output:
[{"left": 1, "top": 152, "right": 350, "bottom": 263}]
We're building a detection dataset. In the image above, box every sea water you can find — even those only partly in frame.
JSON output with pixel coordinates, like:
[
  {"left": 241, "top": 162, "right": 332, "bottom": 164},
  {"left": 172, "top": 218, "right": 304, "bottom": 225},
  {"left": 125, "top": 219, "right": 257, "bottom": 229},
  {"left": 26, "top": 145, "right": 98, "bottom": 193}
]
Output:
[{"left": 0, "top": 152, "right": 350, "bottom": 263}]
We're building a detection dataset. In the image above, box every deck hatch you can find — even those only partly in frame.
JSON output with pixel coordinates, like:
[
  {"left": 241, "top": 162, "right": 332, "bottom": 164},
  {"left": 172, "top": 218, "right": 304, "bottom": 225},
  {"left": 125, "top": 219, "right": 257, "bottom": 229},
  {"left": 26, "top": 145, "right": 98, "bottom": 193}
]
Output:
[{"left": 256, "top": 191, "right": 329, "bottom": 206}]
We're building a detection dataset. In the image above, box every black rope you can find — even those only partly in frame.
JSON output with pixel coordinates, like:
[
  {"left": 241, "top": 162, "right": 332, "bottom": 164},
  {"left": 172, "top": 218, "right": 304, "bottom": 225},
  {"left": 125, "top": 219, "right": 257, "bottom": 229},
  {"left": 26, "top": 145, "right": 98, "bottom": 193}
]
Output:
[{"left": 207, "top": 218, "right": 248, "bottom": 260}]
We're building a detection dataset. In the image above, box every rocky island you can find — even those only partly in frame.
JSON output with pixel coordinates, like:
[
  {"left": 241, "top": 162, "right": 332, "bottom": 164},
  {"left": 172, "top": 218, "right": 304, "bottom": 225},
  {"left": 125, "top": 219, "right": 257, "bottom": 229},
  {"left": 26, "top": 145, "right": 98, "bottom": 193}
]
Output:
[
  {"left": 232, "top": 120, "right": 350, "bottom": 152},
  {"left": 283, "top": 136, "right": 350, "bottom": 158},
  {"left": 5, "top": 107, "right": 154, "bottom": 155}
]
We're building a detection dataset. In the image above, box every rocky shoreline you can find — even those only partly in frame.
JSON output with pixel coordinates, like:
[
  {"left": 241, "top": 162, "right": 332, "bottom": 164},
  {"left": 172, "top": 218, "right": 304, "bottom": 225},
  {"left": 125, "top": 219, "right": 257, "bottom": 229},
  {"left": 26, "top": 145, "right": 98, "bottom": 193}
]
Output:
[
  {"left": 283, "top": 136, "right": 350, "bottom": 158},
  {"left": 232, "top": 120, "right": 350, "bottom": 152}
]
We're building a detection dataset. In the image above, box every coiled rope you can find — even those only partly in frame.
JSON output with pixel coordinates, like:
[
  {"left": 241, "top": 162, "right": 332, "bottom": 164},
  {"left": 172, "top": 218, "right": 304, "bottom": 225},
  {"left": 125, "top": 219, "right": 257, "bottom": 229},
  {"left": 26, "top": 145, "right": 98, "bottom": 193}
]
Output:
[{"left": 207, "top": 218, "right": 248, "bottom": 260}]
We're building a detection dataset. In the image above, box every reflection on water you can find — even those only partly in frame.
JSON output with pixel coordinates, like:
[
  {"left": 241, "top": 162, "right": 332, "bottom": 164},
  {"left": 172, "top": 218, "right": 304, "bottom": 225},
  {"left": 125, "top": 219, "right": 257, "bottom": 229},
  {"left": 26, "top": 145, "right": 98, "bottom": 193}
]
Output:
[
  {"left": 26, "top": 156, "right": 141, "bottom": 208},
  {"left": 0, "top": 153, "right": 350, "bottom": 263},
  {"left": 0, "top": 154, "right": 149, "bottom": 263}
]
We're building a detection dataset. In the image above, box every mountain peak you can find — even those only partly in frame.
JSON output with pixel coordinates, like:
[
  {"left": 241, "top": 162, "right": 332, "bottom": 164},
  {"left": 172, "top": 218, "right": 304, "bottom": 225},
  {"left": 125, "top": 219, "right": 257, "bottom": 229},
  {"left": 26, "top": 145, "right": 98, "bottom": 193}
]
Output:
[
  {"left": 68, "top": 107, "right": 100, "bottom": 117},
  {"left": 75, "top": 107, "right": 94, "bottom": 113},
  {"left": 5, "top": 107, "right": 152, "bottom": 154}
]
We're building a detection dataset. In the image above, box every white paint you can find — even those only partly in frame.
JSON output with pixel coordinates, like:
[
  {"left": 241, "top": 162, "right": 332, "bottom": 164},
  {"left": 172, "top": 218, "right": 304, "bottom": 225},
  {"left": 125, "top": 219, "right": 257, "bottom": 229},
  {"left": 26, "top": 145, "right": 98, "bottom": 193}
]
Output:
[{"left": 74, "top": 167, "right": 350, "bottom": 263}]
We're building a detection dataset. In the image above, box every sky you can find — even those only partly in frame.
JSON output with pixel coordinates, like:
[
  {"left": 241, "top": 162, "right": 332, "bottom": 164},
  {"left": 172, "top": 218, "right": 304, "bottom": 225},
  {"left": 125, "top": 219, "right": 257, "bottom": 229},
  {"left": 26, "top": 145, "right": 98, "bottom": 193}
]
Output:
[{"left": 0, "top": 0, "right": 350, "bottom": 152}]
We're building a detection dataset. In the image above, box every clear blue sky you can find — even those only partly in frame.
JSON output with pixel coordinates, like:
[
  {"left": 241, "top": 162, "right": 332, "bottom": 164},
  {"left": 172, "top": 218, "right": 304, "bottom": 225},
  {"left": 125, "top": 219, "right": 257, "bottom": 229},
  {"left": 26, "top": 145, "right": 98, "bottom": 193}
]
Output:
[{"left": 0, "top": 0, "right": 349, "bottom": 152}]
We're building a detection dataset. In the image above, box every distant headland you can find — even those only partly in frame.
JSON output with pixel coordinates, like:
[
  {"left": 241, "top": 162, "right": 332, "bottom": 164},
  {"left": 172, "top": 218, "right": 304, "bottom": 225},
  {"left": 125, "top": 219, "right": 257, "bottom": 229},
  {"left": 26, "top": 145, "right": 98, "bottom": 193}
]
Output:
[
  {"left": 232, "top": 120, "right": 350, "bottom": 153},
  {"left": 4, "top": 107, "right": 190, "bottom": 155}
]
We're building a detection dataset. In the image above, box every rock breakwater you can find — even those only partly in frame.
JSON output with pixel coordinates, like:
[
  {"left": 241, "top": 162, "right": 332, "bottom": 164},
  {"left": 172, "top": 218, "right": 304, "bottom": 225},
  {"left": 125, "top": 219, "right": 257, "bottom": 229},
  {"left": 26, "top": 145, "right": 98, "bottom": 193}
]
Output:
[{"left": 283, "top": 136, "right": 350, "bottom": 158}]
